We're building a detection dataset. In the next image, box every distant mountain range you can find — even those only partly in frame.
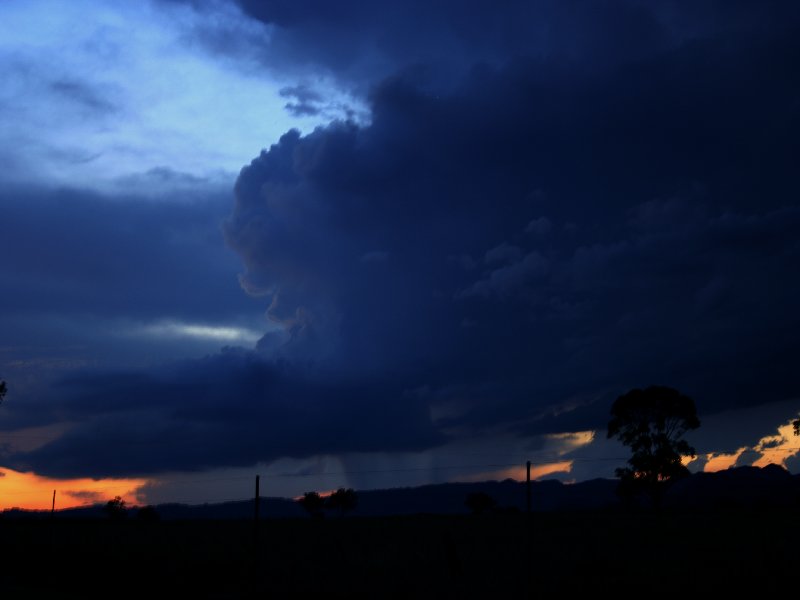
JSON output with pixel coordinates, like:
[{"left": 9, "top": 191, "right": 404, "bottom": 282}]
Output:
[{"left": 4, "top": 465, "right": 799, "bottom": 520}]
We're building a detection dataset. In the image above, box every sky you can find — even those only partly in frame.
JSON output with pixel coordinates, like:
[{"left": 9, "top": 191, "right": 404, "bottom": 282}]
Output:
[{"left": 1, "top": 0, "right": 799, "bottom": 510}]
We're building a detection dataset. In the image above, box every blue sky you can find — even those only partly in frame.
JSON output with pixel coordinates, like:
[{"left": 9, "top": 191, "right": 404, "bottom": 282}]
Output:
[
  {"left": 0, "top": 0, "right": 362, "bottom": 188},
  {"left": 1, "top": 0, "right": 799, "bottom": 508}
]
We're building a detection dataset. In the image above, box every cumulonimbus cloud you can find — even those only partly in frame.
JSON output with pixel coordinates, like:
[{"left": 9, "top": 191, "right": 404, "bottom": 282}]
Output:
[{"left": 7, "top": 0, "right": 800, "bottom": 478}]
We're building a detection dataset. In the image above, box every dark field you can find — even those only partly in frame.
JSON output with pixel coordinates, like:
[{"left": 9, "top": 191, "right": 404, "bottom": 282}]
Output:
[{"left": 2, "top": 509, "right": 797, "bottom": 598}]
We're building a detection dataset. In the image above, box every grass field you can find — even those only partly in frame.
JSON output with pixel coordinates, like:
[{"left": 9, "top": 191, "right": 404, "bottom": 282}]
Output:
[{"left": 1, "top": 509, "right": 797, "bottom": 598}]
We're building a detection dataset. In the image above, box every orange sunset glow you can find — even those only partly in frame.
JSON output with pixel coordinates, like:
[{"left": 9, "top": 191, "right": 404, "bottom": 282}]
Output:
[
  {"left": 751, "top": 421, "right": 800, "bottom": 468},
  {"left": 703, "top": 447, "right": 747, "bottom": 472},
  {"left": 459, "top": 460, "right": 573, "bottom": 483},
  {"left": 0, "top": 467, "right": 148, "bottom": 511},
  {"left": 695, "top": 419, "right": 800, "bottom": 474},
  {"left": 292, "top": 488, "right": 337, "bottom": 501}
]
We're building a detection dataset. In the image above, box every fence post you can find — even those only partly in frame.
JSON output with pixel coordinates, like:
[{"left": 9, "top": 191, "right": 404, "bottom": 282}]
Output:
[
  {"left": 254, "top": 475, "right": 260, "bottom": 522},
  {"left": 254, "top": 475, "right": 261, "bottom": 549},
  {"left": 526, "top": 461, "right": 531, "bottom": 515},
  {"left": 526, "top": 461, "right": 532, "bottom": 575},
  {"left": 50, "top": 489, "right": 57, "bottom": 548}
]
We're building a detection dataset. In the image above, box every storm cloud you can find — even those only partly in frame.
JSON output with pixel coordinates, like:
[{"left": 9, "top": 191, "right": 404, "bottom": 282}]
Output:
[
  {"left": 9, "top": 349, "right": 443, "bottom": 477},
  {"left": 5, "top": 0, "right": 800, "bottom": 479},
  {"left": 233, "top": 0, "right": 800, "bottom": 91},
  {"left": 225, "top": 22, "right": 800, "bottom": 433}
]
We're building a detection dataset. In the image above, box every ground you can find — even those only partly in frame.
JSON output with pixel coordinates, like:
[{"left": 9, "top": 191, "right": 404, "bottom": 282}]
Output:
[{"left": 1, "top": 509, "right": 796, "bottom": 598}]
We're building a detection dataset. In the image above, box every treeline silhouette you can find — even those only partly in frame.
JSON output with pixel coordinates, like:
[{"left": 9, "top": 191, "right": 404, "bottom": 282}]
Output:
[{"left": 297, "top": 487, "right": 358, "bottom": 518}]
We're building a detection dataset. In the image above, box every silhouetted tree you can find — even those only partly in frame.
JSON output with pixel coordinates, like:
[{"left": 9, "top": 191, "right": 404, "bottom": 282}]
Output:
[
  {"left": 326, "top": 488, "right": 358, "bottom": 517},
  {"left": 465, "top": 492, "right": 496, "bottom": 515},
  {"left": 793, "top": 419, "right": 799, "bottom": 436},
  {"left": 136, "top": 505, "right": 160, "bottom": 522},
  {"left": 104, "top": 496, "right": 127, "bottom": 520},
  {"left": 608, "top": 386, "right": 700, "bottom": 508},
  {"left": 0, "top": 380, "right": 6, "bottom": 405},
  {"left": 297, "top": 491, "right": 325, "bottom": 519}
]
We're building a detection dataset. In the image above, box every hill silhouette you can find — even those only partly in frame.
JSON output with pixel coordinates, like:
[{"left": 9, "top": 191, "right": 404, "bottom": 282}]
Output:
[
  {"left": 664, "top": 464, "right": 799, "bottom": 509},
  {"left": 3, "top": 465, "right": 798, "bottom": 520}
]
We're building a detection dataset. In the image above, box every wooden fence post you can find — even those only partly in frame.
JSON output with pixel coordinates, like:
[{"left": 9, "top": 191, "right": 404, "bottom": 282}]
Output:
[
  {"left": 254, "top": 475, "right": 261, "bottom": 557},
  {"left": 526, "top": 461, "right": 531, "bottom": 515},
  {"left": 526, "top": 461, "right": 532, "bottom": 574}
]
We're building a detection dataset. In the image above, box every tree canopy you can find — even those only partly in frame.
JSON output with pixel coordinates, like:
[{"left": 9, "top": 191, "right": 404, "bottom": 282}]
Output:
[
  {"left": 326, "top": 488, "right": 358, "bottom": 516},
  {"left": 104, "top": 496, "right": 127, "bottom": 520},
  {"left": 297, "top": 491, "right": 325, "bottom": 518},
  {"left": 608, "top": 385, "right": 700, "bottom": 507},
  {"left": 0, "top": 380, "right": 6, "bottom": 405}
]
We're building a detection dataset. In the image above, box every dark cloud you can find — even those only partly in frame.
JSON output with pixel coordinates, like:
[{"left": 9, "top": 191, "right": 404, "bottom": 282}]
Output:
[
  {"left": 5, "top": 0, "right": 799, "bottom": 479},
  {"left": 48, "top": 79, "right": 118, "bottom": 115},
  {"left": 223, "top": 5, "right": 800, "bottom": 442},
  {"left": 114, "top": 166, "right": 211, "bottom": 188},
  {"left": 63, "top": 490, "right": 105, "bottom": 503},
  {"left": 0, "top": 179, "right": 262, "bottom": 416},
  {"left": 0, "top": 178, "right": 265, "bottom": 479},
  {"left": 279, "top": 84, "right": 325, "bottom": 117},
  {"left": 232, "top": 0, "right": 800, "bottom": 91},
  {"left": 235, "top": 0, "right": 667, "bottom": 88},
  {"left": 8, "top": 348, "right": 443, "bottom": 478},
  {"left": 0, "top": 183, "right": 254, "bottom": 324}
]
